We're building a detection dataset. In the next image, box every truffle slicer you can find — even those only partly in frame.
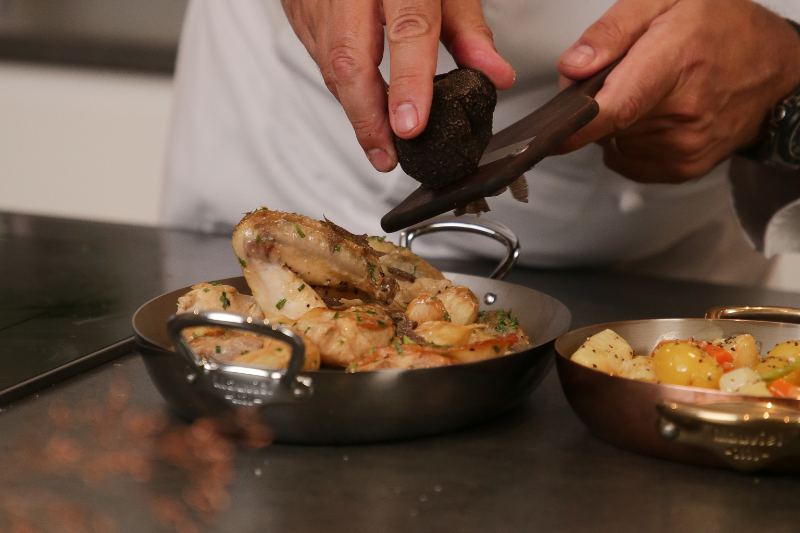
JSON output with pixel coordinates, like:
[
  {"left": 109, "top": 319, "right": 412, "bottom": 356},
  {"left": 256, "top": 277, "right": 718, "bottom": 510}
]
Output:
[{"left": 381, "top": 60, "right": 618, "bottom": 233}]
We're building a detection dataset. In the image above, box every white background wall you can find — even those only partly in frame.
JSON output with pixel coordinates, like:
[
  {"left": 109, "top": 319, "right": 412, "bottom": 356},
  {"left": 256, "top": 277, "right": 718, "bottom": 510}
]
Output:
[
  {"left": 0, "top": 62, "right": 171, "bottom": 225},
  {"left": 0, "top": 61, "right": 798, "bottom": 292}
]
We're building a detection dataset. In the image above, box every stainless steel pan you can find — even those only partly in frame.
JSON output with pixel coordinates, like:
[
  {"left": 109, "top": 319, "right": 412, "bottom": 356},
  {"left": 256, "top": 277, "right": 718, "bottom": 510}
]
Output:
[
  {"left": 133, "top": 221, "right": 571, "bottom": 444},
  {"left": 555, "top": 307, "right": 800, "bottom": 472}
]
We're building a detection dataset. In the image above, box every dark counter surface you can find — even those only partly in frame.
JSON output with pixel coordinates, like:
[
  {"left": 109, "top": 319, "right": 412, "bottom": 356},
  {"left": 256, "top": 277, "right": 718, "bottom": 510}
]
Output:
[{"left": 2, "top": 212, "right": 799, "bottom": 532}]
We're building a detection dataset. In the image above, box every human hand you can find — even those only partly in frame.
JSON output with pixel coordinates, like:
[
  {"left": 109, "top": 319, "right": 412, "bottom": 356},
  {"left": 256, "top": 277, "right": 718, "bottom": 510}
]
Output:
[
  {"left": 556, "top": 0, "right": 800, "bottom": 183},
  {"left": 280, "top": 0, "right": 515, "bottom": 172}
]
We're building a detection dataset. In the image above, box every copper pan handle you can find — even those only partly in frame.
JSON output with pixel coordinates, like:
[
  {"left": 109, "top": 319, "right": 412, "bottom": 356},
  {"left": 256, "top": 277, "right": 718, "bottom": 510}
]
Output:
[
  {"left": 167, "top": 311, "right": 313, "bottom": 407},
  {"left": 398, "top": 219, "right": 520, "bottom": 280},
  {"left": 705, "top": 306, "right": 800, "bottom": 324},
  {"left": 657, "top": 400, "right": 800, "bottom": 471}
]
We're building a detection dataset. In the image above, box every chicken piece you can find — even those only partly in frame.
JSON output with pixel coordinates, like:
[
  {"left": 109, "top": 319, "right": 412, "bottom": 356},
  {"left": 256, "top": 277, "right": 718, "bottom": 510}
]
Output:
[
  {"left": 187, "top": 330, "right": 265, "bottom": 361},
  {"left": 351, "top": 343, "right": 456, "bottom": 372},
  {"left": 234, "top": 334, "right": 321, "bottom": 370},
  {"left": 438, "top": 285, "right": 479, "bottom": 326},
  {"left": 368, "top": 236, "right": 446, "bottom": 280},
  {"left": 385, "top": 278, "right": 452, "bottom": 313},
  {"left": 232, "top": 210, "right": 396, "bottom": 319},
  {"left": 413, "top": 321, "right": 483, "bottom": 347},
  {"left": 294, "top": 304, "right": 395, "bottom": 367},
  {"left": 187, "top": 328, "right": 320, "bottom": 371},
  {"left": 177, "top": 282, "right": 264, "bottom": 318},
  {"left": 445, "top": 334, "right": 519, "bottom": 363},
  {"left": 470, "top": 309, "right": 530, "bottom": 351},
  {"left": 406, "top": 293, "right": 447, "bottom": 324}
]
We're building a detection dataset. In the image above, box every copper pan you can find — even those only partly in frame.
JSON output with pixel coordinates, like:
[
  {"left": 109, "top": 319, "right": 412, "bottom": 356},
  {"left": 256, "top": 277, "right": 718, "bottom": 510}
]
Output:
[{"left": 555, "top": 307, "right": 800, "bottom": 473}]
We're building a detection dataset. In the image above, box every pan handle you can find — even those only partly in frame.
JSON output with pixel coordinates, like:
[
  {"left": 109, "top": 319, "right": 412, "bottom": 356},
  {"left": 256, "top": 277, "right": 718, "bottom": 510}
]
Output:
[
  {"left": 167, "top": 311, "right": 312, "bottom": 406},
  {"left": 398, "top": 219, "right": 520, "bottom": 280},
  {"left": 705, "top": 306, "right": 800, "bottom": 324},
  {"left": 657, "top": 400, "right": 800, "bottom": 472}
]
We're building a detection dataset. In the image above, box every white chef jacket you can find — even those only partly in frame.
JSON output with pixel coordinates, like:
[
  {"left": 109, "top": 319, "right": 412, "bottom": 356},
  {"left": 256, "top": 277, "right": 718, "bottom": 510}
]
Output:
[{"left": 162, "top": 0, "right": 800, "bottom": 285}]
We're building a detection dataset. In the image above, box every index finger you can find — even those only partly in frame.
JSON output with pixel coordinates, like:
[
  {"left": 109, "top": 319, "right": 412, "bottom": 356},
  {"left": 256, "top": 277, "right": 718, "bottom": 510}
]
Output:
[
  {"left": 383, "top": 0, "right": 442, "bottom": 139},
  {"left": 325, "top": 0, "right": 397, "bottom": 171}
]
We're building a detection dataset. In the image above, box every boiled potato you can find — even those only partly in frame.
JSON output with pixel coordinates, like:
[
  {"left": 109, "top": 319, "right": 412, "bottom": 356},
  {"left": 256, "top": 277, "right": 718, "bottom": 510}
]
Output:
[
  {"left": 714, "top": 334, "right": 759, "bottom": 369},
  {"left": 736, "top": 381, "right": 772, "bottom": 397},
  {"left": 652, "top": 341, "right": 723, "bottom": 389},
  {"left": 571, "top": 329, "right": 633, "bottom": 374},
  {"left": 767, "top": 340, "right": 800, "bottom": 362},
  {"left": 719, "top": 367, "right": 760, "bottom": 393},
  {"left": 619, "top": 356, "right": 657, "bottom": 383}
]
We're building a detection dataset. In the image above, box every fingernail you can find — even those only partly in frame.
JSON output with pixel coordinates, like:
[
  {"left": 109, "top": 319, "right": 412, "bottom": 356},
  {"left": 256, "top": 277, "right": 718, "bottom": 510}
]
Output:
[
  {"left": 367, "top": 148, "right": 393, "bottom": 172},
  {"left": 561, "top": 44, "right": 596, "bottom": 68},
  {"left": 394, "top": 103, "right": 419, "bottom": 134}
]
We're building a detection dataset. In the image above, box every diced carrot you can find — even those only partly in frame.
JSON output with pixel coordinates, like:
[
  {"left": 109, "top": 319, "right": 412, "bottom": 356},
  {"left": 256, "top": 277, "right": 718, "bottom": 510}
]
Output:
[
  {"left": 701, "top": 343, "right": 735, "bottom": 371},
  {"left": 768, "top": 378, "right": 800, "bottom": 399}
]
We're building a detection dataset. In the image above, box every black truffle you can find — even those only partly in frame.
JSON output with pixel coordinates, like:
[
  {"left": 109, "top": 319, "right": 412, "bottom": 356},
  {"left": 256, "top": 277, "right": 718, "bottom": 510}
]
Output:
[{"left": 394, "top": 68, "right": 496, "bottom": 189}]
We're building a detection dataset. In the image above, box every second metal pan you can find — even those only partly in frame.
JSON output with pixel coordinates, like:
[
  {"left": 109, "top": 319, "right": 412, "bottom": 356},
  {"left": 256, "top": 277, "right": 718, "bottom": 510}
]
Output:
[
  {"left": 132, "top": 221, "right": 571, "bottom": 444},
  {"left": 554, "top": 307, "right": 800, "bottom": 472}
]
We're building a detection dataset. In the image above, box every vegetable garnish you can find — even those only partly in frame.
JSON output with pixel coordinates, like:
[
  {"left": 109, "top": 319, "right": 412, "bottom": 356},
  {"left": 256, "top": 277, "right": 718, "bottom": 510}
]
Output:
[
  {"left": 215, "top": 345, "right": 221, "bottom": 354},
  {"left": 291, "top": 221, "right": 306, "bottom": 238},
  {"left": 402, "top": 335, "right": 417, "bottom": 344},
  {"left": 333, "top": 245, "right": 341, "bottom": 252},
  {"left": 220, "top": 292, "right": 231, "bottom": 310},
  {"left": 768, "top": 378, "right": 800, "bottom": 399},
  {"left": 203, "top": 288, "right": 210, "bottom": 293},
  {"left": 238, "top": 257, "right": 247, "bottom": 267},
  {"left": 367, "top": 262, "right": 377, "bottom": 284},
  {"left": 276, "top": 298, "right": 287, "bottom": 310},
  {"left": 298, "top": 284, "right": 305, "bottom": 292},
  {"left": 759, "top": 358, "right": 800, "bottom": 382}
]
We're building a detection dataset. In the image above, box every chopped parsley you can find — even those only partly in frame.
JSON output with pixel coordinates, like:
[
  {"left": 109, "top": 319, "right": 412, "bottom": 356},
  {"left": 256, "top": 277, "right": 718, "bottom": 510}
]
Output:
[
  {"left": 376, "top": 320, "right": 388, "bottom": 327},
  {"left": 191, "top": 333, "right": 199, "bottom": 339},
  {"left": 367, "top": 262, "right": 377, "bottom": 284},
  {"left": 276, "top": 347, "right": 282, "bottom": 352},
  {"left": 393, "top": 341, "right": 403, "bottom": 355},
  {"left": 493, "top": 346, "right": 501, "bottom": 353},
  {"left": 220, "top": 291, "right": 231, "bottom": 310},
  {"left": 333, "top": 312, "right": 340, "bottom": 319},
  {"left": 443, "top": 311, "right": 451, "bottom": 322},
  {"left": 377, "top": 236, "right": 385, "bottom": 242},
  {"left": 356, "top": 314, "right": 363, "bottom": 323},
  {"left": 210, "top": 281, "right": 220, "bottom": 286},
  {"left": 333, "top": 245, "right": 341, "bottom": 252},
  {"left": 298, "top": 284, "right": 305, "bottom": 292},
  {"left": 241, "top": 350, "right": 249, "bottom": 355},
  {"left": 203, "top": 288, "right": 210, "bottom": 293},
  {"left": 411, "top": 265, "right": 418, "bottom": 275},
  {"left": 291, "top": 221, "right": 306, "bottom": 238},
  {"left": 402, "top": 335, "right": 417, "bottom": 344},
  {"left": 365, "top": 310, "right": 377, "bottom": 315},
  {"left": 305, "top": 327, "right": 311, "bottom": 333},
  {"left": 276, "top": 298, "right": 287, "bottom": 310},
  {"left": 255, "top": 234, "right": 262, "bottom": 244},
  {"left": 338, "top": 339, "right": 345, "bottom": 344},
  {"left": 215, "top": 345, "right": 221, "bottom": 354},
  {"left": 238, "top": 257, "right": 247, "bottom": 267}
]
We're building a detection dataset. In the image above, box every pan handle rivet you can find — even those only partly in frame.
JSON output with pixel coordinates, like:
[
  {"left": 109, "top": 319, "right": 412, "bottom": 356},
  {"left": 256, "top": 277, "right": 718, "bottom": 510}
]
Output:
[
  {"left": 186, "top": 373, "right": 197, "bottom": 384},
  {"left": 660, "top": 421, "right": 679, "bottom": 440},
  {"left": 483, "top": 293, "right": 497, "bottom": 305}
]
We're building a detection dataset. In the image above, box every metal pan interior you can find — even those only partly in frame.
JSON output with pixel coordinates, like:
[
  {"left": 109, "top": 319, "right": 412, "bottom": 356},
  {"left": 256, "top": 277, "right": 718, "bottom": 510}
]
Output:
[
  {"left": 555, "top": 319, "right": 800, "bottom": 470},
  {"left": 133, "top": 273, "right": 571, "bottom": 444}
]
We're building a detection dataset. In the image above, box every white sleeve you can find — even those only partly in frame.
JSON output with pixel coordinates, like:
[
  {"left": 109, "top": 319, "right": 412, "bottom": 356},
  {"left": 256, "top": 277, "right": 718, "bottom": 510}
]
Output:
[{"left": 729, "top": 156, "right": 800, "bottom": 256}]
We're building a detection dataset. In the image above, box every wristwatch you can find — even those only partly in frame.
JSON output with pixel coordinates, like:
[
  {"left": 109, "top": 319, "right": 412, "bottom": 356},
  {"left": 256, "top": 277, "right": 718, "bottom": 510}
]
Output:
[{"left": 738, "top": 19, "right": 800, "bottom": 170}]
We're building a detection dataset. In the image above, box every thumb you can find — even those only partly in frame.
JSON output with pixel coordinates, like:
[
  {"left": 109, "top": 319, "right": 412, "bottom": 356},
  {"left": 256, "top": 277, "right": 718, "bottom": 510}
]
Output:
[{"left": 558, "top": 0, "right": 677, "bottom": 80}]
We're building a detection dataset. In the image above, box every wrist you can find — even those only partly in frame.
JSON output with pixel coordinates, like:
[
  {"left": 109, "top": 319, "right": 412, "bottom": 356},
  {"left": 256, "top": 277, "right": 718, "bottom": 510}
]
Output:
[{"left": 737, "top": 18, "right": 800, "bottom": 170}]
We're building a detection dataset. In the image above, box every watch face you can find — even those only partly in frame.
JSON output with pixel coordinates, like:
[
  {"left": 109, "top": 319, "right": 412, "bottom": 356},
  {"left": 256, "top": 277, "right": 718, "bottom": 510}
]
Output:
[{"left": 791, "top": 126, "right": 800, "bottom": 161}]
